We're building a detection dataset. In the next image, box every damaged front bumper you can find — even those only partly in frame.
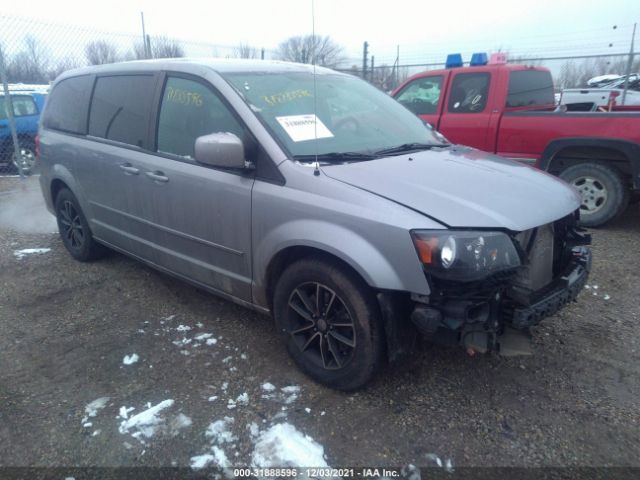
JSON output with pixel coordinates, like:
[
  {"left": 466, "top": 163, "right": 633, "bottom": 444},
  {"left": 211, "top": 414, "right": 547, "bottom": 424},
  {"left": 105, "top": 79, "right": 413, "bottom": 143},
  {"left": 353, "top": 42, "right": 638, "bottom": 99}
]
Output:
[
  {"left": 507, "top": 246, "right": 591, "bottom": 329},
  {"left": 402, "top": 246, "right": 591, "bottom": 357}
]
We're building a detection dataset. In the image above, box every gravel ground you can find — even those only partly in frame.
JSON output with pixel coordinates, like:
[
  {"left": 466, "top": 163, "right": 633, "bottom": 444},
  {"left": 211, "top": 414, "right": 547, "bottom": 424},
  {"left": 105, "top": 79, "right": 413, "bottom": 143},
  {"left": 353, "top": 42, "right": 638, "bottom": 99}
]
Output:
[{"left": 0, "top": 176, "right": 639, "bottom": 470}]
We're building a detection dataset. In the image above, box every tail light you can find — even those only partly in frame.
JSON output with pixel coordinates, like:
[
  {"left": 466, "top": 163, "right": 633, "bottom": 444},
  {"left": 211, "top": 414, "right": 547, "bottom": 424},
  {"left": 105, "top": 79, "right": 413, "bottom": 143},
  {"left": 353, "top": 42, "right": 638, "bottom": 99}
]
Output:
[{"left": 35, "top": 134, "right": 40, "bottom": 159}]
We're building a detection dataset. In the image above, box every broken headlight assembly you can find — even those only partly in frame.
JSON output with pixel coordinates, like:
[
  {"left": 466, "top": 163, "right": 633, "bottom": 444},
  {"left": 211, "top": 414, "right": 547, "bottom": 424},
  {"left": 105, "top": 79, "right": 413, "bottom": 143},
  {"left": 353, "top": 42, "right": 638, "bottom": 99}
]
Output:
[{"left": 411, "top": 230, "right": 521, "bottom": 282}]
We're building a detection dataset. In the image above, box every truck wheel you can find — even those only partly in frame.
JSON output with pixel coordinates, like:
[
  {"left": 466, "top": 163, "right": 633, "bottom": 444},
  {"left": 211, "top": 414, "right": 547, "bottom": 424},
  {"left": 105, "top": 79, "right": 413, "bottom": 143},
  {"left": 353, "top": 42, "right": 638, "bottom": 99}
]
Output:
[
  {"left": 11, "top": 143, "right": 37, "bottom": 176},
  {"left": 273, "top": 257, "right": 384, "bottom": 391},
  {"left": 559, "top": 163, "right": 628, "bottom": 227},
  {"left": 55, "top": 188, "right": 108, "bottom": 262}
]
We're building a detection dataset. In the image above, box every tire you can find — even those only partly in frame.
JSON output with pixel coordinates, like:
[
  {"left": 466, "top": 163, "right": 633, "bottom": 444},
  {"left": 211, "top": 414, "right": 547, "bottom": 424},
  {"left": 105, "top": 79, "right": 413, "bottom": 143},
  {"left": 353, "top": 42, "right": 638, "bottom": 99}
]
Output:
[
  {"left": 11, "top": 142, "right": 37, "bottom": 176},
  {"left": 273, "top": 257, "right": 384, "bottom": 391},
  {"left": 559, "top": 162, "right": 629, "bottom": 227},
  {"left": 54, "top": 188, "right": 108, "bottom": 262}
]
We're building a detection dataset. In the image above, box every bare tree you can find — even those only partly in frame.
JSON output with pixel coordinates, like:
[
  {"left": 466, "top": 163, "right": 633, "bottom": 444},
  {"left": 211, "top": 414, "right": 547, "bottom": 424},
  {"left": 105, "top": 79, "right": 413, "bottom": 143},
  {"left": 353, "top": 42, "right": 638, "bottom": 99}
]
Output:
[
  {"left": 233, "top": 43, "right": 258, "bottom": 59},
  {"left": 49, "top": 57, "right": 81, "bottom": 79},
  {"left": 132, "top": 35, "right": 185, "bottom": 60},
  {"left": 7, "top": 36, "right": 50, "bottom": 83},
  {"left": 85, "top": 40, "right": 119, "bottom": 65},
  {"left": 150, "top": 36, "right": 185, "bottom": 59},
  {"left": 276, "top": 35, "right": 345, "bottom": 68}
]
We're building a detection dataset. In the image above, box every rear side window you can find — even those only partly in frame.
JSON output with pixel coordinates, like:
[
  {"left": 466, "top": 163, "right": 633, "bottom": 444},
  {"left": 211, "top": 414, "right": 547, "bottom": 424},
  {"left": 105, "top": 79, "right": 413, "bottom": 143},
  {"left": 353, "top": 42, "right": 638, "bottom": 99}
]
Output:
[
  {"left": 507, "top": 70, "right": 555, "bottom": 108},
  {"left": 447, "top": 72, "right": 490, "bottom": 113},
  {"left": 395, "top": 76, "right": 444, "bottom": 115},
  {"left": 42, "top": 75, "right": 93, "bottom": 134},
  {"left": 157, "top": 76, "right": 244, "bottom": 158},
  {"left": 0, "top": 95, "right": 38, "bottom": 120},
  {"left": 88, "top": 75, "right": 156, "bottom": 148}
]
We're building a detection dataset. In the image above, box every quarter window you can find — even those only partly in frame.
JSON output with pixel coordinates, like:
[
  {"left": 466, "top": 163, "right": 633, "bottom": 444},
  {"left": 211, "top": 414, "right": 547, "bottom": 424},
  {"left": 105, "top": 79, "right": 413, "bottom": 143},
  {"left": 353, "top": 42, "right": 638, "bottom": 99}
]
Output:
[
  {"left": 395, "top": 76, "right": 444, "bottom": 115},
  {"left": 88, "top": 75, "right": 156, "bottom": 148},
  {"left": 447, "top": 73, "right": 490, "bottom": 113},
  {"left": 42, "top": 75, "right": 93, "bottom": 134},
  {"left": 157, "top": 77, "right": 244, "bottom": 159}
]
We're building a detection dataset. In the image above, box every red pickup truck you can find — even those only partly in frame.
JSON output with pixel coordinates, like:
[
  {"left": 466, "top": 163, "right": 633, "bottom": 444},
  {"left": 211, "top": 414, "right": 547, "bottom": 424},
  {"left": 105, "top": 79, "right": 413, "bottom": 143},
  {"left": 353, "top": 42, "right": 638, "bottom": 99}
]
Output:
[{"left": 392, "top": 63, "right": 640, "bottom": 227}]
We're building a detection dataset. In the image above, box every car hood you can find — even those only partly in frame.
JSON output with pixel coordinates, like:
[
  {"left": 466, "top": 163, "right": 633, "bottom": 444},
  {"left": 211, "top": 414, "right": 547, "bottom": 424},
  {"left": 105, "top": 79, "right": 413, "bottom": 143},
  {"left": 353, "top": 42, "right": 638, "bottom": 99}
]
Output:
[{"left": 321, "top": 146, "right": 581, "bottom": 232}]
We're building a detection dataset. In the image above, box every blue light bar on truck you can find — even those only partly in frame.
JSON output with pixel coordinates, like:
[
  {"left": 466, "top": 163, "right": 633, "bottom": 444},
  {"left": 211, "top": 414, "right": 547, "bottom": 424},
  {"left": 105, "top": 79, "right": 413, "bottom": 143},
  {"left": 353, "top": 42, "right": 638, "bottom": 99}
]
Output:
[
  {"left": 470, "top": 52, "right": 488, "bottom": 66},
  {"left": 445, "top": 54, "right": 463, "bottom": 69}
]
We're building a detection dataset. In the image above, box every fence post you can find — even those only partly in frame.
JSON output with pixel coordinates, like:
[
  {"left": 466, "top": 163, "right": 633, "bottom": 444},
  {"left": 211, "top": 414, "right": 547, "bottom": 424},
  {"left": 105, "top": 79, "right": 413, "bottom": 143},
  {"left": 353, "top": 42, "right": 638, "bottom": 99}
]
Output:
[
  {"left": 0, "top": 44, "right": 24, "bottom": 179},
  {"left": 621, "top": 23, "right": 636, "bottom": 106}
]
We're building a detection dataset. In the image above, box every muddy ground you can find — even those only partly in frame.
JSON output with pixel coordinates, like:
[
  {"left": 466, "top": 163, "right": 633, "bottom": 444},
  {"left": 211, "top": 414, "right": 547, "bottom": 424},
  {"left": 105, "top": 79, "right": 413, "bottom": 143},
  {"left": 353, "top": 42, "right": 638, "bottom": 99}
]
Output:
[{"left": 0, "top": 176, "right": 638, "bottom": 472}]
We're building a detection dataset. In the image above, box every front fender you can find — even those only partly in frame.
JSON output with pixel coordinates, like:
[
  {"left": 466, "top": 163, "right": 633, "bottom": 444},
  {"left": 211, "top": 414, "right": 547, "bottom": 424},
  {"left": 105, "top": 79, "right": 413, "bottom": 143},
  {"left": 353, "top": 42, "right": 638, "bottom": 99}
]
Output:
[{"left": 253, "top": 219, "right": 429, "bottom": 307}]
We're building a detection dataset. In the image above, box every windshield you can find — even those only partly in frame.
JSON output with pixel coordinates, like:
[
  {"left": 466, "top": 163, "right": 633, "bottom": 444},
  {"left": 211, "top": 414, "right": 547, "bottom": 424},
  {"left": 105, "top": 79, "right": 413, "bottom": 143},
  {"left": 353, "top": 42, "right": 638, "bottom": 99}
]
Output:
[{"left": 223, "top": 71, "right": 446, "bottom": 159}]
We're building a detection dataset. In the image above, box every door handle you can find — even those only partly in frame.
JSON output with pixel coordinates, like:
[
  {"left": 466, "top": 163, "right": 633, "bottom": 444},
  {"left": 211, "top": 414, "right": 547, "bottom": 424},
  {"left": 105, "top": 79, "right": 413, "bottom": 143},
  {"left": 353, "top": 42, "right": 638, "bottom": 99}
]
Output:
[
  {"left": 119, "top": 163, "right": 140, "bottom": 175},
  {"left": 146, "top": 171, "right": 169, "bottom": 183}
]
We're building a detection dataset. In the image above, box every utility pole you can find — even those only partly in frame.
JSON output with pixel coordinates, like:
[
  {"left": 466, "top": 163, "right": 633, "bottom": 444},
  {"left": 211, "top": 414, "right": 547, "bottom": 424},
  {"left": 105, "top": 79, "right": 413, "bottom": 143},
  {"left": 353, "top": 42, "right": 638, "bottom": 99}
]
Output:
[
  {"left": 622, "top": 22, "right": 637, "bottom": 106},
  {"left": 396, "top": 45, "right": 400, "bottom": 86},
  {"left": 140, "top": 12, "right": 149, "bottom": 59},
  {"left": 362, "top": 41, "right": 369, "bottom": 81},
  {"left": 0, "top": 45, "right": 24, "bottom": 179},
  {"left": 261, "top": 48, "right": 265, "bottom": 60},
  {"left": 370, "top": 55, "right": 375, "bottom": 84}
]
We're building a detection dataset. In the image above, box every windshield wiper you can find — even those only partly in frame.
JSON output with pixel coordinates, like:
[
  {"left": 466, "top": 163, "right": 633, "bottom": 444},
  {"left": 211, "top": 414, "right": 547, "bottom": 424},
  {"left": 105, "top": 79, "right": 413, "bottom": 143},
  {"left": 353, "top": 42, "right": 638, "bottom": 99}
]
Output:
[
  {"left": 374, "top": 143, "right": 443, "bottom": 156},
  {"left": 293, "top": 152, "right": 379, "bottom": 163}
]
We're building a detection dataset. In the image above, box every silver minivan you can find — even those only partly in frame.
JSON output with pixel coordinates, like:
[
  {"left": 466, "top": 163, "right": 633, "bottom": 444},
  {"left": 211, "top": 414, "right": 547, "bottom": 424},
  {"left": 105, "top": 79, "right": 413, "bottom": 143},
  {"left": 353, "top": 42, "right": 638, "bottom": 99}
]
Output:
[{"left": 38, "top": 59, "right": 591, "bottom": 390}]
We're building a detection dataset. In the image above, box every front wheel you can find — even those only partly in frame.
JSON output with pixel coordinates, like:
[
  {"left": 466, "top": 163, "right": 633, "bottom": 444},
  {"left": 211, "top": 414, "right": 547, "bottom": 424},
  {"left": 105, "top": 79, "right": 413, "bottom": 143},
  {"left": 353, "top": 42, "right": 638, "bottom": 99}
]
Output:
[
  {"left": 273, "top": 257, "right": 384, "bottom": 391},
  {"left": 559, "top": 162, "right": 628, "bottom": 227}
]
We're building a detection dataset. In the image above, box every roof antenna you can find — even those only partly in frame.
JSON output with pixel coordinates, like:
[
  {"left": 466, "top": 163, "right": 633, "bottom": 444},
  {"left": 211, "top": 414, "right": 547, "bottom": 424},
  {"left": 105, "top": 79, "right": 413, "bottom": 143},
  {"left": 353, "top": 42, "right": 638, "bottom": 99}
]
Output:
[{"left": 311, "top": 0, "right": 320, "bottom": 176}]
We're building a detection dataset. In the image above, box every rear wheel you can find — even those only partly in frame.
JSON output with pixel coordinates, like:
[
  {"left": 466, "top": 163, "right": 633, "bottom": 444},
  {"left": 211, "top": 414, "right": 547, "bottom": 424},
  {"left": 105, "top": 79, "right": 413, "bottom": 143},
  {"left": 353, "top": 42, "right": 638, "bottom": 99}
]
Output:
[
  {"left": 55, "top": 188, "right": 108, "bottom": 261},
  {"left": 559, "top": 162, "right": 628, "bottom": 227},
  {"left": 273, "top": 257, "right": 384, "bottom": 391}
]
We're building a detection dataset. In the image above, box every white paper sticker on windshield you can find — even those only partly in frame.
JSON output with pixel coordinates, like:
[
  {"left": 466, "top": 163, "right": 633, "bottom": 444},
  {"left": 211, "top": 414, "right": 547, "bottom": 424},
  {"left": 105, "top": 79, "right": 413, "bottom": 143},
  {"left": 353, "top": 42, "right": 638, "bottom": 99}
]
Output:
[{"left": 275, "top": 114, "right": 334, "bottom": 142}]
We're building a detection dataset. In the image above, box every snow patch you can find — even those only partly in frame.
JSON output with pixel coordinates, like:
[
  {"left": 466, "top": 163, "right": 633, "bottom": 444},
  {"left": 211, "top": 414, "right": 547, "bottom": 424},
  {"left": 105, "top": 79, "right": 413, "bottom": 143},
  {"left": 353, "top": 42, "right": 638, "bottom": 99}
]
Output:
[
  {"left": 176, "top": 325, "right": 192, "bottom": 332},
  {"left": 206, "top": 338, "right": 218, "bottom": 346},
  {"left": 82, "top": 397, "right": 110, "bottom": 424},
  {"left": 425, "top": 453, "right": 454, "bottom": 472},
  {"left": 190, "top": 453, "right": 215, "bottom": 470},
  {"left": 118, "top": 399, "right": 174, "bottom": 439},
  {"left": 194, "top": 333, "right": 213, "bottom": 341},
  {"left": 123, "top": 354, "right": 139, "bottom": 365},
  {"left": 14, "top": 248, "right": 51, "bottom": 259},
  {"left": 252, "top": 423, "right": 328, "bottom": 468},
  {"left": 262, "top": 382, "right": 276, "bottom": 392},
  {"left": 206, "top": 417, "right": 237, "bottom": 444}
]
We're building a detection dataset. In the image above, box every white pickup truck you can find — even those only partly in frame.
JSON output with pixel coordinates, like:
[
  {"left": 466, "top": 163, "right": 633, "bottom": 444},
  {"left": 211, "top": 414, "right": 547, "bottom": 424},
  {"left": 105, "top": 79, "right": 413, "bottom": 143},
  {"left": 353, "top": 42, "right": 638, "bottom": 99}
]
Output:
[{"left": 561, "top": 76, "right": 640, "bottom": 110}]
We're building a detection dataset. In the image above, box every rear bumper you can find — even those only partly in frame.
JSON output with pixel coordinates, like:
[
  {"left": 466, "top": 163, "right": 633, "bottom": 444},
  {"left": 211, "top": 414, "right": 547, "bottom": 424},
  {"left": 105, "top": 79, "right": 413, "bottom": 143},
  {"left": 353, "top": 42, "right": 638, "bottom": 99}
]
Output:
[{"left": 508, "top": 247, "right": 591, "bottom": 329}]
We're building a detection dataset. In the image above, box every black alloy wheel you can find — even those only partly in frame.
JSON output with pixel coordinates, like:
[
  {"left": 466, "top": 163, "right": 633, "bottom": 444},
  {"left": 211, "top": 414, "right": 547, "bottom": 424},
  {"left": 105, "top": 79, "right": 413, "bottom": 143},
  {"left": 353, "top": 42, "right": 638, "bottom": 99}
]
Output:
[
  {"left": 59, "top": 199, "right": 85, "bottom": 251},
  {"left": 274, "top": 257, "right": 384, "bottom": 391},
  {"left": 287, "top": 282, "right": 356, "bottom": 370}
]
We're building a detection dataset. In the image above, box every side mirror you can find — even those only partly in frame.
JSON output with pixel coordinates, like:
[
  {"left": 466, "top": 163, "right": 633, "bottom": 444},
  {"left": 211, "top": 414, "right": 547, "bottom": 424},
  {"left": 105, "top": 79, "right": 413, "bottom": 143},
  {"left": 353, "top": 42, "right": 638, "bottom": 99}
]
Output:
[{"left": 194, "top": 132, "right": 246, "bottom": 169}]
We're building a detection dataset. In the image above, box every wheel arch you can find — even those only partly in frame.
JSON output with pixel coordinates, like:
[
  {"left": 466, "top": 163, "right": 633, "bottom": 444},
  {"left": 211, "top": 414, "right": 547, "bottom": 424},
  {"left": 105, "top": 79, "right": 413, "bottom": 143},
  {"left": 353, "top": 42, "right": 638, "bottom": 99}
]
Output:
[
  {"left": 540, "top": 137, "right": 640, "bottom": 190},
  {"left": 263, "top": 245, "right": 374, "bottom": 314}
]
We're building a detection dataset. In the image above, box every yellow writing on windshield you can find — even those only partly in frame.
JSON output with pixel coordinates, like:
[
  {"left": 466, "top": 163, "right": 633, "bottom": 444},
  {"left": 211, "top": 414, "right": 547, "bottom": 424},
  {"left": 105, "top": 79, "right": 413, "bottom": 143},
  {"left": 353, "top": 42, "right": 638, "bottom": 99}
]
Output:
[
  {"left": 166, "top": 86, "right": 203, "bottom": 107},
  {"left": 262, "top": 89, "right": 312, "bottom": 107}
]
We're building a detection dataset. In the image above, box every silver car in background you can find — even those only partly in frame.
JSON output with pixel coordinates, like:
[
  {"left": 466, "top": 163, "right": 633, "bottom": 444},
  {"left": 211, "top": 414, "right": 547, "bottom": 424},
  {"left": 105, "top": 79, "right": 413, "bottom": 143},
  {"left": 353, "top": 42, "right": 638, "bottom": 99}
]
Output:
[{"left": 38, "top": 59, "right": 591, "bottom": 390}]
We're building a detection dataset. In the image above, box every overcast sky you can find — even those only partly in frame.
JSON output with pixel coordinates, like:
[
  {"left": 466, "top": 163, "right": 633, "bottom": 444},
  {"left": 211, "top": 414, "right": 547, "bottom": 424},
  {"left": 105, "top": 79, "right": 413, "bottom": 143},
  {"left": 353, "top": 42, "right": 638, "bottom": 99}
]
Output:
[{"left": 3, "top": 0, "right": 638, "bottom": 67}]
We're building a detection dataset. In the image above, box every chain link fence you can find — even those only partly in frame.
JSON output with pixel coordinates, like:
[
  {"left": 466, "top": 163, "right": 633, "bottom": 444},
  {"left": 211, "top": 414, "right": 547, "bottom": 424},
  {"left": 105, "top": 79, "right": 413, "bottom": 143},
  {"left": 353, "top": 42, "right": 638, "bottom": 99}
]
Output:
[
  {"left": 0, "top": 14, "right": 276, "bottom": 176},
  {"left": 1, "top": 14, "right": 637, "bottom": 176}
]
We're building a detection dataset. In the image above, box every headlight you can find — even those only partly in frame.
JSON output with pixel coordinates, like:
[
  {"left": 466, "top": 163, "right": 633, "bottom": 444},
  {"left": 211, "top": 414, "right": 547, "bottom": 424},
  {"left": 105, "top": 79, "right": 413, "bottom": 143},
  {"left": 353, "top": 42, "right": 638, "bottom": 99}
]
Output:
[{"left": 411, "top": 230, "right": 521, "bottom": 281}]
